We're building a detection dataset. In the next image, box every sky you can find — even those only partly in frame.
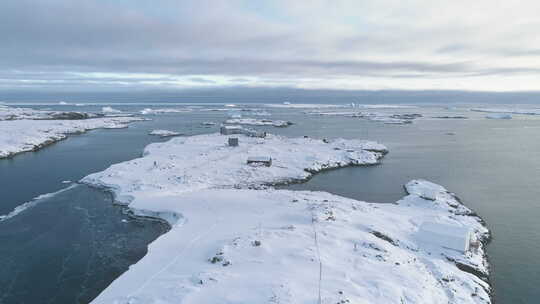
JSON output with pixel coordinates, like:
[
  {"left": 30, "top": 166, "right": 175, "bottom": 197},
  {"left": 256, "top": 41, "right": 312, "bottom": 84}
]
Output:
[{"left": 1, "top": 0, "right": 540, "bottom": 92}]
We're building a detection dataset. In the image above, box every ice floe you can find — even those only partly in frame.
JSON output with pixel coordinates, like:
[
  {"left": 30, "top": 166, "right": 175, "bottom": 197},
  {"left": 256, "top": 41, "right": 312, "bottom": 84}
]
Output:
[{"left": 82, "top": 133, "right": 491, "bottom": 304}]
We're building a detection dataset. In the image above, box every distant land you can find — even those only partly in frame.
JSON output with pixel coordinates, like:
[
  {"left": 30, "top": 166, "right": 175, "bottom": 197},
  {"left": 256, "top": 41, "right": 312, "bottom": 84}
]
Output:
[{"left": 2, "top": 88, "right": 540, "bottom": 105}]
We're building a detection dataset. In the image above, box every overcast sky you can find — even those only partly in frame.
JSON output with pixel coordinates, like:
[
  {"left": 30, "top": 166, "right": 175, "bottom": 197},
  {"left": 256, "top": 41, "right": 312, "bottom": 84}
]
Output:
[{"left": 2, "top": 0, "right": 540, "bottom": 92}]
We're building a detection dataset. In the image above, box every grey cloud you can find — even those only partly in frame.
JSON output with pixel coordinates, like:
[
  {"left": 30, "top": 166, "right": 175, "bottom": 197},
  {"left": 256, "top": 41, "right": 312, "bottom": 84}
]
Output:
[{"left": 1, "top": 0, "right": 540, "bottom": 91}]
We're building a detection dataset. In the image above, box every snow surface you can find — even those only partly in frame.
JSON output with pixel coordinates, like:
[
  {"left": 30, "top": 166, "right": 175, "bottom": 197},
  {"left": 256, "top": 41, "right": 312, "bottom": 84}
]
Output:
[
  {"left": 0, "top": 116, "right": 145, "bottom": 158},
  {"left": 224, "top": 118, "right": 292, "bottom": 127},
  {"left": 149, "top": 130, "right": 182, "bottom": 137},
  {"left": 82, "top": 134, "right": 491, "bottom": 304}
]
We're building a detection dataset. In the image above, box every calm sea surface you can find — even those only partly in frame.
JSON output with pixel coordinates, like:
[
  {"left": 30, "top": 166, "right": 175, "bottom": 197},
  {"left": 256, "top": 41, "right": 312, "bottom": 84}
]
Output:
[{"left": 1, "top": 102, "right": 539, "bottom": 303}]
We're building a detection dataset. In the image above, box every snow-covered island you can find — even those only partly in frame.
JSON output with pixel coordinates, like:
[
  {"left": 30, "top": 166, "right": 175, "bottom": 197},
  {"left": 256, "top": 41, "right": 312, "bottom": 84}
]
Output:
[
  {"left": 471, "top": 108, "right": 540, "bottom": 116},
  {"left": 0, "top": 104, "right": 98, "bottom": 121},
  {"left": 140, "top": 108, "right": 192, "bottom": 115},
  {"left": 224, "top": 118, "right": 293, "bottom": 127},
  {"left": 307, "top": 110, "right": 422, "bottom": 124},
  {"left": 149, "top": 129, "right": 183, "bottom": 137},
  {"left": 0, "top": 105, "right": 145, "bottom": 158},
  {"left": 82, "top": 133, "right": 491, "bottom": 304}
]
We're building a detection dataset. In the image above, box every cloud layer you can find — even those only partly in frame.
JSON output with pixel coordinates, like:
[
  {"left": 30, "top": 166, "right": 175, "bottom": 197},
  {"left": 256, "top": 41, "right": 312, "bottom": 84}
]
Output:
[{"left": 1, "top": 0, "right": 540, "bottom": 91}]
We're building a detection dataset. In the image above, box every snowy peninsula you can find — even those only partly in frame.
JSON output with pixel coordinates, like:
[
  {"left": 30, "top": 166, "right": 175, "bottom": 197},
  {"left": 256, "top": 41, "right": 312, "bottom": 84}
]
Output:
[
  {"left": 0, "top": 105, "right": 144, "bottom": 158},
  {"left": 82, "top": 133, "right": 491, "bottom": 304}
]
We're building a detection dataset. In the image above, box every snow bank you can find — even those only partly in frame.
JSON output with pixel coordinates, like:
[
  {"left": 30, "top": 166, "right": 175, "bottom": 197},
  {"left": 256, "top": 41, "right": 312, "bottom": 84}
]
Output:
[
  {"left": 224, "top": 118, "right": 293, "bottom": 127},
  {"left": 149, "top": 129, "right": 182, "bottom": 137},
  {"left": 83, "top": 134, "right": 491, "bottom": 304},
  {"left": 0, "top": 117, "right": 145, "bottom": 158}
]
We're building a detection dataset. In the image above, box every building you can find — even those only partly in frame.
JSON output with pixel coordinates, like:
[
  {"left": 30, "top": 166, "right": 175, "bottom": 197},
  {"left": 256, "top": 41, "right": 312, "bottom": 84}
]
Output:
[
  {"left": 416, "top": 222, "right": 472, "bottom": 253},
  {"left": 220, "top": 125, "right": 243, "bottom": 135},
  {"left": 228, "top": 137, "right": 239, "bottom": 147}
]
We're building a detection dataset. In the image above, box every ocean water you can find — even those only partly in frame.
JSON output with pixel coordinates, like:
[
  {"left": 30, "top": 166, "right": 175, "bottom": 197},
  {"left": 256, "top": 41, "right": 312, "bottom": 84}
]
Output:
[{"left": 1, "top": 102, "right": 539, "bottom": 303}]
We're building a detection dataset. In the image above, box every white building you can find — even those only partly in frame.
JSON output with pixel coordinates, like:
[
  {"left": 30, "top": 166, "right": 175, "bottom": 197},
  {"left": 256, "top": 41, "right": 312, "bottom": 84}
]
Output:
[{"left": 417, "top": 222, "right": 472, "bottom": 253}]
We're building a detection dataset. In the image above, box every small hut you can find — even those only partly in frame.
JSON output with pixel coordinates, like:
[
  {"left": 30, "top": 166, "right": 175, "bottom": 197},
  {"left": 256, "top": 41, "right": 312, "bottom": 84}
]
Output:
[
  {"left": 228, "top": 137, "right": 239, "bottom": 147},
  {"left": 220, "top": 125, "right": 243, "bottom": 135},
  {"left": 247, "top": 156, "right": 272, "bottom": 167}
]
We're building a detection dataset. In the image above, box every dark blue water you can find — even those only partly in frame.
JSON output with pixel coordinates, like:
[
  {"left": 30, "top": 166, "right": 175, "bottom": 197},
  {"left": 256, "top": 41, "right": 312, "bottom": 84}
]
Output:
[
  {"left": 1, "top": 103, "right": 540, "bottom": 303},
  {"left": 0, "top": 184, "right": 168, "bottom": 304}
]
